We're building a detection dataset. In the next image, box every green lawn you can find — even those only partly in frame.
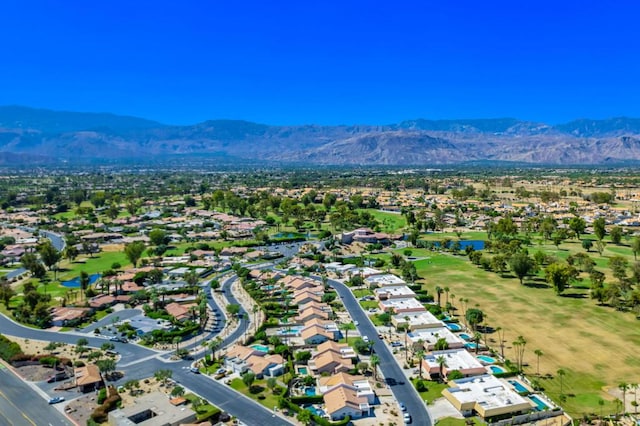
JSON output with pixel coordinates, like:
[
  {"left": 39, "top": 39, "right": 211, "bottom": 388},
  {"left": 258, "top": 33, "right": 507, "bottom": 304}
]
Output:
[
  {"left": 229, "top": 378, "right": 284, "bottom": 411},
  {"left": 353, "top": 289, "right": 373, "bottom": 298},
  {"left": 436, "top": 417, "right": 482, "bottom": 426},
  {"left": 359, "top": 209, "right": 407, "bottom": 232},
  {"left": 59, "top": 251, "right": 130, "bottom": 280},
  {"left": 411, "top": 378, "right": 449, "bottom": 404}
]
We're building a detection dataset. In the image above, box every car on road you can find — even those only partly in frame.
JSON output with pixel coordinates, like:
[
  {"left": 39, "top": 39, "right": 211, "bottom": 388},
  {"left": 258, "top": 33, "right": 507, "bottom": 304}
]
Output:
[
  {"left": 403, "top": 413, "right": 411, "bottom": 424},
  {"left": 48, "top": 396, "right": 65, "bottom": 404},
  {"left": 109, "top": 337, "right": 128, "bottom": 343},
  {"left": 354, "top": 320, "right": 359, "bottom": 326},
  {"left": 399, "top": 402, "right": 406, "bottom": 411},
  {"left": 190, "top": 367, "right": 200, "bottom": 374}
]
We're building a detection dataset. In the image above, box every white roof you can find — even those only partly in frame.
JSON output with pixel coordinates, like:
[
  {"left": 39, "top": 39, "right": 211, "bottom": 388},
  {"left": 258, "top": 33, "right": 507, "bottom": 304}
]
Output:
[
  {"left": 447, "top": 375, "right": 531, "bottom": 410},
  {"left": 365, "top": 274, "right": 406, "bottom": 287},
  {"left": 424, "top": 349, "right": 483, "bottom": 371},
  {"left": 393, "top": 311, "right": 443, "bottom": 328},
  {"left": 409, "top": 326, "right": 465, "bottom": 347}
]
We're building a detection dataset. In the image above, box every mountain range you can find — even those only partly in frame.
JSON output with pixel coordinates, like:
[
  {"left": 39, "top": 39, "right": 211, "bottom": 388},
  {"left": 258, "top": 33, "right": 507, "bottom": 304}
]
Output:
[{"left": 2, "top": 105, "right": 640, "bottom": 166}]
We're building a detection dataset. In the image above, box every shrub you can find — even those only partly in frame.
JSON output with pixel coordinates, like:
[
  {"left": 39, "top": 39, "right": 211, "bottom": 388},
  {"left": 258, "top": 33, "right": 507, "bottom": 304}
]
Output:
[
  {"left": 97, "top": 388, "right": 107, "bottom": 404},
  {"left": 416, "top": 380, "right": 428, "bottom": 392}
]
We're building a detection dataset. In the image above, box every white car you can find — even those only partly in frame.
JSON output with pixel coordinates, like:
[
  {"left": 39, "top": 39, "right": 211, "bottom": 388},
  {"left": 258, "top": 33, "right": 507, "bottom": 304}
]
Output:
[
  {"left": 354, "top": 321, "right": 359, "bottom": 326},
  {"left": 403, "top": 413, "right": 412, "bottom": 424}
]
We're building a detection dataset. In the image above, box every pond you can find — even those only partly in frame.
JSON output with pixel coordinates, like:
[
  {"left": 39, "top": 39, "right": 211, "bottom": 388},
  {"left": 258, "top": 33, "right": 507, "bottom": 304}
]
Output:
[{"left": 61, "top": 273, "right": 101, "bottom": 288}]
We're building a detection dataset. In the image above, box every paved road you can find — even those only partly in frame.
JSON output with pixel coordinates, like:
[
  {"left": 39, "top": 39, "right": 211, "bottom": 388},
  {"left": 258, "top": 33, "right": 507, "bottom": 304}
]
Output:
[
  {"left": 40, "top": 230, "right": 65, "bottom": 252},
  {"left": 0, "top": 366, "right": 72, "bottom": 426},
  {"left": 322, "top": 276, "right": 432, "bottom": 426},
  {"left": 81, "top": 308, "right": 142, "bottom": 333}
]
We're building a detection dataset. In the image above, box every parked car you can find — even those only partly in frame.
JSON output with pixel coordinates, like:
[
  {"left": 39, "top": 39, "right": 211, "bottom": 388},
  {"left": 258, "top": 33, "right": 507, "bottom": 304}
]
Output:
[
  {"left": 399, "top": 402, "right": 406, "bottom": 411},
  {"left": 403, "top": 413, "right": 411, "bottom": 424},
  {"left": 354, "top": 321, "right": 359, "bottom": 326},
  {"left": 190, "top": 367, "right": 200, "bottom": 374},
  {"left": 48, "top": 396, "right": 65, "bottom": 404}
]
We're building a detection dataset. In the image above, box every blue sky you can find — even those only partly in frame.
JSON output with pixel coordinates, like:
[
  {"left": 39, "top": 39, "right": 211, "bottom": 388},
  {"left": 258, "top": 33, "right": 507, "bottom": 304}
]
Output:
[{"left": 1, "top": 1, "right": 639, "bottom": 125}]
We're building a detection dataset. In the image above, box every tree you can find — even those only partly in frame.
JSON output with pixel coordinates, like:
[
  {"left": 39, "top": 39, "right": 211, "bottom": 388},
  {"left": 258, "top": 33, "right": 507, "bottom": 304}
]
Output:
[
  {"left": 124, "top": 241, "right": 146, "bottom": 268},
  {"left": 569, "top": 217, "right": 586, "bottom": 239},
  {"left": 171, "top": 385, "right": 185, "bottom": 397},
  {"left": 80, "top": 271, "right": 90, "bottom": 298},
  {"left": 632, "top": 237, "right": 640, "bottom": 260},
  {"left": 297, "top": 409, "right": 312, "bottom": 425},
  {"left": 534, "top": 349, "right": 543, "bottom": 376},
  {"left": 21, "top": 252, "right": 46, "bottom": 279},
  {"left": 370, "top": 354, "right": 380, "bottom": 381},
  {"left": 242, "top": 371, "right": 255, "bottom": 389},
  {"left": 436, "top": 355, "right": 447, "bottom": 381},
  {"left": 101, "top": 342, "right": 115, "bottom": 352},
  {"left": 226, "top": 304, "right": 241, "bottom": 318},
  {"left": 509, "top": 252, "right": 536, "bottom": 285},
  {"left": 619, "top": 382, "right": 628, "bottom": 414},
  {"left": 96, "top": 358, "right": 116, "bottom": 379},
  {"left": 435, "top": 286, "right": 443, "bottom": 307},
  {"left": 154, "top": 369, "right": 173, "bottom": 385},
  {"left": 148, "top": 228, "right": 169, "bottom": 246},
  {"left": 545, "top": 262, "right": 578, "bottom": 294},
  {"left": 595, "top": 240, "right": 606, "bottom": 256},
  {"left": 513, "top": 335, "right": 527, "bottom": 372},
  {"left": 0, "top": 278, "right": 15, "bottom": 307},
  {"left": 266, "top": 377, "right": 277, "bottom": 392},
  {"left": 38, "top": 241, "right": 61, "bottom": 279},
  {"left": 593, "top": 217, "right": 606, "bottom": 241},
  {"left": 557, "top": 368, "right": 566, "bottom": 396},
  {"left": 465, "top": 308, "right": 484, "bottom": 331},
  {"left": 609, "top": 256, "right": 629, "bottom": 282},
  {"left": 582, "top": 239, "right": 593, "bottom": 252},
  {"left": 339, "top": 322, "right": 356, "bottom": 342},
  {"left": 610, "top": 226, "right": 623, "bottom": 244}
]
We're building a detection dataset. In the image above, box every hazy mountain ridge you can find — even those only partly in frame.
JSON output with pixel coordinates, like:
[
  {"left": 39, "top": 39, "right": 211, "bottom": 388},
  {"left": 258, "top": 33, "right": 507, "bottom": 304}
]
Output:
[{"left": 2, "top": 106, "right": 640, "bottom": 165}]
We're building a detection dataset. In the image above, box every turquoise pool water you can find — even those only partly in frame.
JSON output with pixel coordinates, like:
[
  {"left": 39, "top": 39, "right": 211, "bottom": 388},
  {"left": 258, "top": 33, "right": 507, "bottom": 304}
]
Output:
[
  {"left": 250, "top": 344, "right": 269, "bottom": 352},
  {"left": 530, "top": 395, "right": 550, "bottom": 411},
  {"left": 477, "top": 355, "right": 496, "bottom": 364},
  {"left": 465, "top": 342, "right": 479, "bottom": 350},
  {"left": 278, "top": 326, "right": 303, "bottom": 335},
  {"left": 509, "top": 379, "right": 529, "bottom": 393},
  {"left": 298, "top": 367, "right": 308, "bottom": 374},
  {"left": 489, "top": 365, "right": 506, "bottom": 374},
  {"left": 305, "top": 405, "right": 325, "bottom": 417},
  {"left": 459, "top": 333, "right": 471, "bottom": 340},
  {"left": 445, "top": 322, "right": 461, "bottom": 331},
  {"left": 61, "top": 273, "right": 101, "bottom": 288},
  {"left": 305, "top": 387, "right": 316, "bottom": 396}
]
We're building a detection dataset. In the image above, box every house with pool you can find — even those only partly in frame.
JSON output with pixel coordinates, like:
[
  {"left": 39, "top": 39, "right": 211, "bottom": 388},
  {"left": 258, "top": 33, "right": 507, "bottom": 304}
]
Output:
[
  {"left": 379, "top": 297, "right": 426, "bottom": 315},
  {"left": 391, "top": 310, "right": 443, "bottom": 331},
  {"left": 317, "top": 372, "right": 376, "bottom": 405},
  {"left": 408, "top": 326, "right": 466, "bottom": 350},
  {"left": 422, "top": 349, "right": 486, "bottom": 380},
  {"left": 442, "top": 375, "right": 533, "bottom": 420},
  {"left": 323, "top": 384, "right": 372, "bottom": 421}
]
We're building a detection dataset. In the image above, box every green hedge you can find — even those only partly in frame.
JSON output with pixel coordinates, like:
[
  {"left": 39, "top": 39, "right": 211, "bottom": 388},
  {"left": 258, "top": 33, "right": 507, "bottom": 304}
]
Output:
[{"left": 290, "top": 395, "right": 324, "bottom": 404}]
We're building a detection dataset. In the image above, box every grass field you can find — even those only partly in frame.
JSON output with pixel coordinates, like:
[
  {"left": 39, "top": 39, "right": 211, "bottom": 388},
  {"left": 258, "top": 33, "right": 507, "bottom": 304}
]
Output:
[
  {"left": 229, "top": 377, "right": 283, "bottom": 411},
  {"left": 360, "top": 209, "right": 407, "bottom": 232},
  {"left": 406, "top": 238, "right": 640, "bottom": 417}
]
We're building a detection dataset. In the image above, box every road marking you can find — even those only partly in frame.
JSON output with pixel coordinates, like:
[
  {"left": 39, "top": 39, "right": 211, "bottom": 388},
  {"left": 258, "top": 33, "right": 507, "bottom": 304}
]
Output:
[
  {"left": 0, "top": 409, "right": 14, "bottom": 425},
  {"left": 0, "top": 389, "right": 36, "bottom": 426}
]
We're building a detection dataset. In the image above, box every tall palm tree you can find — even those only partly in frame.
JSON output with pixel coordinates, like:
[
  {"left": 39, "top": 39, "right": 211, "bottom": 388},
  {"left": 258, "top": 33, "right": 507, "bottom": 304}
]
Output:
[
  {"left": 557, "top": 368, "right": 566, "bottom": 395},
  {"left": 436, "top": 355, "right": 447, "bottom": 382},
  {"left": 435, "top": 286, "right": 443, "bottom": 307},
  {"left": 496, "top": 327, "right": 505, "bottom": 359},
  {"left": 619, "top": 382, "right": 628, "bottom": 414},
  {"left": 416, "top": 349, "right": 425, "bottom": 378},
  {"left": 534, "top": 349, "right": 543, "bottom": 376},
  {"left": 473, "top": 332, "right": 482, "bottom": 354},
  {"left": 444, "top": 286, "right": 450, "bottom": 309},
  {"left": 370, "top": 355, "right": 380, "bottom": 381}
]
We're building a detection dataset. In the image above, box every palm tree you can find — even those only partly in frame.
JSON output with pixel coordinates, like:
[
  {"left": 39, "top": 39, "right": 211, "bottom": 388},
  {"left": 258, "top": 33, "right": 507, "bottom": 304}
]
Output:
[
  {"left": 534, "top": 349, "right": 543, "bottom": 376},
  {"left": 496, "top": 326, "right": 505, "bottom": 359},
  {"left": 416, "top": 349, "right": 425, "bottom": 378},
  {"left": 598, "top": 398, "right": 605, "bottom": 419},
  {"left": 444, "top": 286, "right": 450, "bottom": 309},
  {"left": 472, "top": 332, "right": 481, "bottom": 354},
  {"left": 339, "top": 322, "right": 356, "bottom": 343},
  {"left": 513, "top": 335, "right": 527, "bottom": 372},
  {"left": 557, "top": 368, "right": 566, "bottom": 396},
  {"left": 436, "top": 355, "right": 447, "bottom": 382},
  {"left": 435, "top": 286, "right": 443, "bottom": 307},
  {"left": 173, "top": 336, "right": 181, "bottom": 357},
  {"left": 619, "top": 382, "right": 628, "bottom": 414},
  {"left": 370, "top": 355, "right": 380, "bottom": 381}
]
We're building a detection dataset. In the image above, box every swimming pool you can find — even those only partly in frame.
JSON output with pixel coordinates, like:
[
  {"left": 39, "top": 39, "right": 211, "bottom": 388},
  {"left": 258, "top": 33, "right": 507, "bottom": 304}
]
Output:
[
  {"left": 250, "top": 344, "right": 269, "bottom": 352},
  {"left": 508, "top": 379, "right": 529, "bottom": 393},
  {"left": 477, "top": 355, "right": 496, "bottom": 364},
  {"left": 305, "top": 386, "right": 317, "bottom": 396},
  {"left": 459, "top": 333, "right": 472, "bottom": 340},
  {"left": 298, "top": 367, "right": 308, "bottom": 375},
  {"left": 61, "top": 273, "right": 101, "bottom": 288},
  {"left": 530, "top": 395, "right": 550, "bottom": 411},
  {"left": 488, "top": 365, "right": 506, "bottom": 374},
  {"left": 305, "top": 405, "right": 325, "bottom": 417},
  {"left": 445, "top": 322, "right": 462, "bottom": 331},
  {"left": 278, "top": 326, "right": 303, "bottom": 335},
  {"left": 465, "top": 342, "right": 479, "bottom": 350}
]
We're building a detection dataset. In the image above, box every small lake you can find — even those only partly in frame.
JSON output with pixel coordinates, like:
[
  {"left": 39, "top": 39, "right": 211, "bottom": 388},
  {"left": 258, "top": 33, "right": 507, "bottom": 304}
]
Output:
[{"left": 61, "top": 273, "right": 101, "bottom": 288}]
